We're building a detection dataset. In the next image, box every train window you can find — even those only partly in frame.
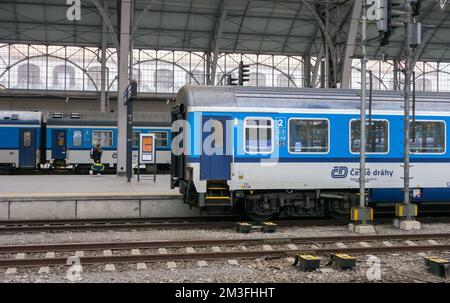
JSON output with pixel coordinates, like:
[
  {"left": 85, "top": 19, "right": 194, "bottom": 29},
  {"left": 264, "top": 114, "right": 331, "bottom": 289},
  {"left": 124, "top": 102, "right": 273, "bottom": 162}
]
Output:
[
  {"left": 72, "top": 130, "right": 82, "bottom": 147},
  {"left": 92, "top": 130, "right": 113, "bottom": 147},
  {"left": 244, "top": 118, "right": 273, "bottom": 154},
  {"left": 288, "top": 119, "right": 329, "bottom": 153},
  {"left": 132, "top": 132, "right": 140, "bottom": 148},
  {"left": 350, "top": 120, "right": 389, "bottom": 153},
  {"left": 410, "top": 121, "right": 445, "bottom": 154},
  {"left": 151, "top": 131, "right": 169, "bottom": 147}
]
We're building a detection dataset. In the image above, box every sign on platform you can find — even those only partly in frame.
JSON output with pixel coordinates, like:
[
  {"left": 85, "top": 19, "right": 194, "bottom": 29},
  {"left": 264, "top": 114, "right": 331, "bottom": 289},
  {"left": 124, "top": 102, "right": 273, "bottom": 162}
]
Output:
[{"left": 139, "top": 133, "right": 155, "bottom": 164}]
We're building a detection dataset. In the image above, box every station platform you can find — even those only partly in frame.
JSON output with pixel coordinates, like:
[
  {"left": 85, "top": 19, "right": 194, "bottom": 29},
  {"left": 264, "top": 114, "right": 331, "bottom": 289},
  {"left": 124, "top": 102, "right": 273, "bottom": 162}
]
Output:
[{"left": 0, "top": 175, "right": 200, "bottom": 221}]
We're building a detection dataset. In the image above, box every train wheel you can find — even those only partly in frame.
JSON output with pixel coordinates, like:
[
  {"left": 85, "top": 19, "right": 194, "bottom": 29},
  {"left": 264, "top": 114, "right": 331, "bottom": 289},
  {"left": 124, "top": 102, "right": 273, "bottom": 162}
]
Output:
[
  {"left": 243, "top": 199, "right": 278, "bottom": 222},
  {"left": 325, "top": 200, "right": 350, "bottom": 219}
]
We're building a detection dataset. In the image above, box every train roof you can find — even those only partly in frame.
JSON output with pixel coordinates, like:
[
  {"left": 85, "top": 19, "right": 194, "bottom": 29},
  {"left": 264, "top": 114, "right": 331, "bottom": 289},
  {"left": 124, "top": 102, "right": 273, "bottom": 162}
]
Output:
[
  {"left": 45, "top": 111, "right": 171, "bottom": 127},
  {"left": 0, "top": 111, "right": 42, "bottom": 124},
  {"left": 46, "top": 119, "right": 171, "bottom": 127},
  {"left": 176, "top": 85, "right": 450, "bottom": 112}
]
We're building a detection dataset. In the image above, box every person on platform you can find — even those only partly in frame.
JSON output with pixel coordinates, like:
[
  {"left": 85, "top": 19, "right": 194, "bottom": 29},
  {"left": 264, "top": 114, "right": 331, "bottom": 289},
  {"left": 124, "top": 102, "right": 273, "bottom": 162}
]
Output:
[{"left": 90, "top": 143, "right": 105, "bottom": 175}]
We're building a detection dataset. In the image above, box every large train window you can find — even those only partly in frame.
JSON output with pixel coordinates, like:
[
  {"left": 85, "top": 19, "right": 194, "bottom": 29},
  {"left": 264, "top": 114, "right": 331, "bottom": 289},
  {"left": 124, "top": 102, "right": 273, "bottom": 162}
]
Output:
[
  {"left": 72, "top": 130, "right": 82, "bottom": 147},
  {"left": 92, "top": 130, "right": 113, "bottom": 147},
  {"left": 410, "top": 121, "right": 445, "bottom": 154},
  {"left": 288, "top": 119, "right": 329, "bottom": 153},
  {"left": 244, "top": 118, "right": 274, "bottom": 154},
  {"left": 350, "top": 120, "right": 389, "bottom": 153}
]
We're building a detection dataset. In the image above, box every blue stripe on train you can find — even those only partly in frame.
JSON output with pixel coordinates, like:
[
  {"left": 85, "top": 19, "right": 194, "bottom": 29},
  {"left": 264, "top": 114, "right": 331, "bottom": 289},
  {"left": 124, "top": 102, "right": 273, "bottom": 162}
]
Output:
[
  {"left": 186, "top": 156, "right": 450, "bottom": 163},
  {"left": 371, "top": 188, "right": 450, "bottom": 203}
]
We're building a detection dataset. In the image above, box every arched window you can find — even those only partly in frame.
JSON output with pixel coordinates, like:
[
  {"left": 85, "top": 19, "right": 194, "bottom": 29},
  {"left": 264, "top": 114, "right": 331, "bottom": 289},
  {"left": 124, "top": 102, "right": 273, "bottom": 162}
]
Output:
[
  {"left": 276, "top": 74, "right": 289, "bottom": 87},
  {"left": 132, "top": 69, "right": 143, "bottom": 90},
  {"left": 416, "top": 78, "right": 433, "bottom": 91},
  {"left": 154, "top": 68, "right": 173, "bottom": 92},
  {"left": 53, "top": 64, "right": 75, "bottom": 89},
  {"left": 17, "top": 63, "right": 41, "bottom": 88},
  {"left": 214, "top": 72, "right": 223, "bottom": 86},
  {"left": 371, "top": 77, "right": 381, "bottom": 90},
  {"left": 249, "top": 72, "right": 266, "bottom": 86},
  {"left": 185, "top": 70, "right": 205, "bottom": 85},
  {"left": 87, "top": 66, "right": 101, "bottom": 90}
]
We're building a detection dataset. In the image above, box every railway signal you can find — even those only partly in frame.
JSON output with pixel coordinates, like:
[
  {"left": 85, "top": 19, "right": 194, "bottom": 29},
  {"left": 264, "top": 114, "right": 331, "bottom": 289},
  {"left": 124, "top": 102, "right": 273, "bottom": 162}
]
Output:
[
  {"left": 238, "top": 61, "right": 250, "bottom": 86},
  {"left": 226, "top": 74, "right": 238, "bottom": 86},
  {"left": 376, "top": 0, "right": 422, "bottom": 47}
]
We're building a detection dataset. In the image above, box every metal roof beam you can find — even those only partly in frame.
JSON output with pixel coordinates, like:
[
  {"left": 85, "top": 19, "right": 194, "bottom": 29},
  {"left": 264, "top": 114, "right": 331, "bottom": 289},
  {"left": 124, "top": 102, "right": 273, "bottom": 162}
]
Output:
[
  {"left": 181, "top": 0, "right": 195, "bottom": 48},
  {"left": 412, "top": 12, "right": 450, "bottom": 66},
  {"left": 340, "top": 0, "right": 362, "bottom": 88},
  {"left": 281, "top": 2, "right": 303, "bottom": 54},
  {"left": 209, "top": 0, "right": 227, "bottom": 85},
  {"left": 233, "top": 0, "right": 250, "bottom": 52}
]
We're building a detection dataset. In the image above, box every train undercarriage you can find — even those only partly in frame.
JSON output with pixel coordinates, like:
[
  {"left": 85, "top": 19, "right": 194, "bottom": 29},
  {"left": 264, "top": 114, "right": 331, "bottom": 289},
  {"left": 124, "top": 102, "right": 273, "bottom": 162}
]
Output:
[{"left": 178, "top": 179, "right": 358, "bottom": 221}]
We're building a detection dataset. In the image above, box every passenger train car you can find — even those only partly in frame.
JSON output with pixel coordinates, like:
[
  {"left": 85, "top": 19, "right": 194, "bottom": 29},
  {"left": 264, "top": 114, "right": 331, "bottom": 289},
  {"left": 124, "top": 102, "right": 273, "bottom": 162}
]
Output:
[
  {"left": 0, "top": 111, "right": 42, "bottom": 173},
  {"left": 0, "top": 111, "right": 171, "bottom": 173},
  {"left": 171, "top": 86, "right": 450, "bottom": 220}
]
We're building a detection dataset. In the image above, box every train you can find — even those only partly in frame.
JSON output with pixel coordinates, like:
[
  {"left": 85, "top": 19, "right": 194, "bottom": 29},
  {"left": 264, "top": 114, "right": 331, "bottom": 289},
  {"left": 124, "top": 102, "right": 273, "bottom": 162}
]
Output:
[
  {"left": 0, "top": 111, "right": 171, "bottom": 174},
  {"left": 171, "top": 85, "right": 450, "bottom": 220}
]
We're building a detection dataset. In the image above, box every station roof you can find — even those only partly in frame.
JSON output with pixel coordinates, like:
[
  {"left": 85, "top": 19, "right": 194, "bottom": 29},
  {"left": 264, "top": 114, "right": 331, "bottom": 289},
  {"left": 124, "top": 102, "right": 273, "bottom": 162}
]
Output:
[{"left": 0, "top": 0, "right": 449, "bottom": 61}]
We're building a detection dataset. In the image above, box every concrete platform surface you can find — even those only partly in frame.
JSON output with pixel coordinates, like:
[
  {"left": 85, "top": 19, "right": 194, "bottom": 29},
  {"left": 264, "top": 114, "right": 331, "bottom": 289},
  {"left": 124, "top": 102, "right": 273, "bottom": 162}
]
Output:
[
  {"left": 0, "top": 175, "right": 198, "bottom": 221},
  {"left": 0, "top": 175, "right": 179, "bottom": 199}
]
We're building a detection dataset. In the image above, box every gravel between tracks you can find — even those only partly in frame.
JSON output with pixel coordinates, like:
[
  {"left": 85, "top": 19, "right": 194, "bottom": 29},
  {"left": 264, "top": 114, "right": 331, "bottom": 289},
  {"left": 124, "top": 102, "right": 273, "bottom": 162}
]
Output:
[{"left": 0, "top": 222, "right": 450, "bottom": 283}]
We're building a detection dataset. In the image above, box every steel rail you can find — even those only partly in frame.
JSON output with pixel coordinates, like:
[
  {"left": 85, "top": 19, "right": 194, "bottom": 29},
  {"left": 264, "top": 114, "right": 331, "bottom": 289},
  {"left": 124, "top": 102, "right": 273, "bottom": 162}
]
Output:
[
  {"left": 1, "top": 233, "right": 450, "bottom": 254},
  {"left": 0, "top": 216, "right": 449, "bottom": 233},
  {"left": 1, "top": 244, "right": 450, "bottom": 268},
  {"left": 0, "top": 218, "right": 351, "bottom": 233}
]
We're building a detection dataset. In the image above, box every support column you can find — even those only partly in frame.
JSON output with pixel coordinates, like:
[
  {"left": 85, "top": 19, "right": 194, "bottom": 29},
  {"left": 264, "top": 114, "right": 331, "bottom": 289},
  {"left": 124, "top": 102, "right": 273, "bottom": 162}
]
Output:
[
  {"left": 303, "top": 55, "right": 311, "bottom": 88},
  {"left": 205, "top": 52, "right": 212, "bottom": 85},
  {"left": 394, "top": 1, "right": 420, "bottom": 231},
  {"left": 210, "top": 9, "right": 227, "bottom": 86},
  {"left": 100, "top": 0, "right": 108, "bottom": 113},
  {"left": 349, "top": 0, "right": 375, "bottom": 234},
  {"left": 116, "top": 0, "right": 132, "bottom": 177}
]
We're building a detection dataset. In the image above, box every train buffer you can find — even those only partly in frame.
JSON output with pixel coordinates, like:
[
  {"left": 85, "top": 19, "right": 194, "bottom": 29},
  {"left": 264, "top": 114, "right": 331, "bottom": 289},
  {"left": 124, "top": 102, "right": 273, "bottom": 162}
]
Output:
[
  {"left": 236, "top": 222, "right": 277, "bottom": 233},
  {"left": 424, "top": 256, "right": 450, "bottom": 278}
]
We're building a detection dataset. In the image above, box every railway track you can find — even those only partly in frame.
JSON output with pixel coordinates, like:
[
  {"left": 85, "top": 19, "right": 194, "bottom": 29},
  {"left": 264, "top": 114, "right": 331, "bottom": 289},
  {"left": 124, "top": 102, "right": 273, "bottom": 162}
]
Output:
[
  {"left": 0, "top": 215, "right": 449, "bottom": 233},
  {"left": 1, "top": 233, "right": 450, "bottom": 268},
  {"left": 0, "top": 217, "right": 350, "bottom": 233}
]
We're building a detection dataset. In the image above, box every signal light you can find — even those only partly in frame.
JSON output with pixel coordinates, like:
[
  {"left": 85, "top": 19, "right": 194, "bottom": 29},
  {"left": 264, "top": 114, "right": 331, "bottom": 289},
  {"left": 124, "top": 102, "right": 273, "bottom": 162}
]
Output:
[
  {"left": 238, "top": 61, "right": 250, "bottom": 86},
  {"left": 411, "top": 0, "right": 422, "bottom": 17},
  {"left": 226, "top": 74, "right": 238, "bottom": 86},
  {"left": 377, "top": 0, "right": 422, "bottom": 47}
]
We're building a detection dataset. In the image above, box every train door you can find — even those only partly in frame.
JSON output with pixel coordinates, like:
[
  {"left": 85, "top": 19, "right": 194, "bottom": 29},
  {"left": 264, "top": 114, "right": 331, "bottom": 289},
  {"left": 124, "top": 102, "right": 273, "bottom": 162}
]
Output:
[
  {"left": 18, "top": 128, "right": 37, "bottom": 168},
  {"left": 200, "top": 116, "right": 231, "bottom": 180},
  {"left": 51, "top": 129, "right": 67, "bottom": 160}
]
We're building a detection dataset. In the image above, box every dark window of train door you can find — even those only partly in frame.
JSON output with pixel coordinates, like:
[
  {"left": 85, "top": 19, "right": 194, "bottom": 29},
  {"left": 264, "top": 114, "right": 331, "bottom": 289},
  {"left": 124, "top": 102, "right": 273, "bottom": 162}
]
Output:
[
  {"left": 52, "top": 129, "right": 67, "bottom": 160},
  {"left": 201, "top": 116, "right": 231, "bottom": 180},
  {"left": 19, "top": 128, "right": 36, "bottom": 168}
]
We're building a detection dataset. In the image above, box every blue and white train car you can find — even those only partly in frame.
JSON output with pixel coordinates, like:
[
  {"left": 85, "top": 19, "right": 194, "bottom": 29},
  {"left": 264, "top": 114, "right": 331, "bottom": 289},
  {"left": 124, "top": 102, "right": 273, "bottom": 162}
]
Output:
[
  {"left": 0, "top": 111, "right": 42, "bottom": 172},
  {"left": 45, "top": 116, "right": 171, "bottom": 171},
  {"left": 171, "top": 86, "right": 450, "bottom": 220}
]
